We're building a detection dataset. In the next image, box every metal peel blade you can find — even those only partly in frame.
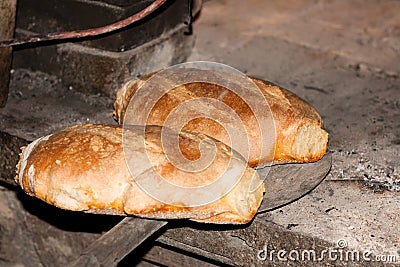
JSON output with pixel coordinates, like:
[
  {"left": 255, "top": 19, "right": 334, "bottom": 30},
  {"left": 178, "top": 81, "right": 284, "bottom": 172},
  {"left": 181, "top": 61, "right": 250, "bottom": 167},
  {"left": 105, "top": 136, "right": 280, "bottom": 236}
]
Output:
[
  {"left": 71, "top": 153, "right": 331, "bottom": 266},
  {"left": 257, "top": 152, "right": 332, "bottom": 213}
]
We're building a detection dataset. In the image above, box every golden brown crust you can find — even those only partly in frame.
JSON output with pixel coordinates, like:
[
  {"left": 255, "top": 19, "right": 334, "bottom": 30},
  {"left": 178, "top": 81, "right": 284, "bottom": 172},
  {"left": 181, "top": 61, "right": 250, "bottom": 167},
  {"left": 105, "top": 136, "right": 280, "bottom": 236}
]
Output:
[
  {"left": 15, "top": 124, "right": 264, "bottom": 224},
  {"left": 113, "top": 71, "right": 328, "bottom": 167}
]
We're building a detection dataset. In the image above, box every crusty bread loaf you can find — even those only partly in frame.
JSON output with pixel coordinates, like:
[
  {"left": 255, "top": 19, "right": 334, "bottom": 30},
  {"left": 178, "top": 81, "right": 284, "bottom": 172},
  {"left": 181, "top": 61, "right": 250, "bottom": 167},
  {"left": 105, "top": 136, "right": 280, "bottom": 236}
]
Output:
[
  {"left": 15, "top": 124, "right": 264, "bottom": 224},
  {"left": 114, "top": 70, "right": 328, "bottom": 167}
]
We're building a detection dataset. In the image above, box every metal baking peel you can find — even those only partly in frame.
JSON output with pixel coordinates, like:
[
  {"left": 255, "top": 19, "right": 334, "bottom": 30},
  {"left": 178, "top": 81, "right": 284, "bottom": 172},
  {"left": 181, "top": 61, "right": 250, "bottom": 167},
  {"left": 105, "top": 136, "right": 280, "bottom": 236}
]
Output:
[
  {"left": 257, "top": 152, "right": 332, "bottom": 212},
  {"left": 70, "top": 153, "right": 332, "bottom": 266}
]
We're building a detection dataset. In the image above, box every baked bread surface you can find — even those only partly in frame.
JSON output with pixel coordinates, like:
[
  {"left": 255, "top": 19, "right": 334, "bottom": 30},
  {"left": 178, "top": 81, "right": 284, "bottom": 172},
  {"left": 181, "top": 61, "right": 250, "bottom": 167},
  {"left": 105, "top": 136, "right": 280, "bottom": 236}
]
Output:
[
  {"left": 114, "top": 71, "right": 328, "bottom": 167},
  {"left": 15, "top": 124, "right": 264, "bottom": 224}
]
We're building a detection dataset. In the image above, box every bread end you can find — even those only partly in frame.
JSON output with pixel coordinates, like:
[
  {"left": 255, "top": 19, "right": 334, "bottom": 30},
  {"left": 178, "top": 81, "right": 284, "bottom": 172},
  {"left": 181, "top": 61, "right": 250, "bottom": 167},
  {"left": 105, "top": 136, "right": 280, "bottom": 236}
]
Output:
[{"left": 291, "top": 123, "right": 328, "bottom": 162}]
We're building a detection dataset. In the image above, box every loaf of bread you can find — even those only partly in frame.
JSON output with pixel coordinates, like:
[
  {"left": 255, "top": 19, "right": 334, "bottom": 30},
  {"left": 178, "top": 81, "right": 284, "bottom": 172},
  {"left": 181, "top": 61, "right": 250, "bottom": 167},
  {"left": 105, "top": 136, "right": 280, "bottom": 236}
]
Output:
[
  {"left": 114, "top": 70, "right": 328, "bottom": 167},
  {"left": 15, "top": 124, "right": 264, "bottom": 224}
]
